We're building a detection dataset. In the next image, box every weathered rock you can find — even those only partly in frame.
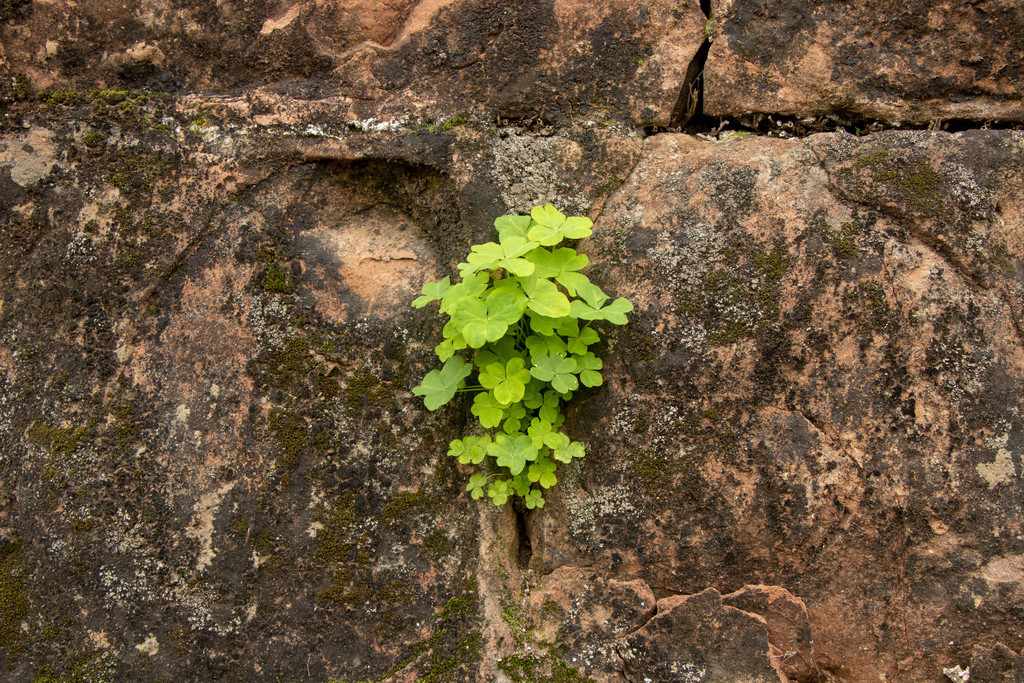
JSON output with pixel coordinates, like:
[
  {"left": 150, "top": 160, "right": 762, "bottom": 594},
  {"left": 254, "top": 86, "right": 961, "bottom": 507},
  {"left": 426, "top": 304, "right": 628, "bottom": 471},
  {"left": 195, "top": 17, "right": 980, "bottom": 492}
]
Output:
[
  {"left": 0, "top": 0, "right": 706, "bottom": 126},
  {"left": 532, "top": 129, "right": 1024, "bottom": 681},
  {"left": 3, "top": 3, "right": 1024, "bottom": 680},
  {"left": 620, "top": 587, "right": 783, "bottom": 682},
  {"left": 970, "top": 643, "right": 1024, "bottom": 682},
  {"left": 724, "top": 585, "right": 816, "bottom": 682},
  {"left": 705, "top": 0, "right": 1024, "bottom": 124}
]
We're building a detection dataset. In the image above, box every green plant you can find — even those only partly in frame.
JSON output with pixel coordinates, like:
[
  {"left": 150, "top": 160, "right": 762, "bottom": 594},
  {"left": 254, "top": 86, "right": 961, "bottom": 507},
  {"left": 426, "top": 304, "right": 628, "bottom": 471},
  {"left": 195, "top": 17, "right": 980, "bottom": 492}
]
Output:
[{"left": 411, "top": 204, "right": 632, "bottom": 509}]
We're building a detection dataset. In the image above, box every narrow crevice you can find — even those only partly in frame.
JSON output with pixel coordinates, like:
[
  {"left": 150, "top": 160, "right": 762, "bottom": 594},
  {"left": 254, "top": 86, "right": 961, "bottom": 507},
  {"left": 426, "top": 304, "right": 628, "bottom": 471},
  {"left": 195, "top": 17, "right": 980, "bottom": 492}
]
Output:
[
  {"left": 667, "top": 39, "right": 711, "bottom": 130},
  {"left": 512, "top": 499, "right": 532, "bottom": 569},
  {"left": 650, "top": 108, "right": 1024, "bottom": 140},
  {"left": 699, "top": 0, "right": 711, "bottom": 18}
]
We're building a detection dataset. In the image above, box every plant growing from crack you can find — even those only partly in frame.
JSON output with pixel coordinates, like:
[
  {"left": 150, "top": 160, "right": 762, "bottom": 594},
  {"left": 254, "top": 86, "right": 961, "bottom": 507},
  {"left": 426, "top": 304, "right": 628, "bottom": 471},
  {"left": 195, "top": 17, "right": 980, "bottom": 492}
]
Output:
[{"left": 412, "top": 204, "right": 632, "bottom": 509}]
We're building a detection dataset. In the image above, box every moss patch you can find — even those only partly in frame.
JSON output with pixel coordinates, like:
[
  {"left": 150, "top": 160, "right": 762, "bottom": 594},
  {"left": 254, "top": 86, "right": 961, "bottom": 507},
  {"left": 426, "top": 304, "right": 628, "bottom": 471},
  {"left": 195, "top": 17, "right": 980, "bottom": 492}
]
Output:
[{"left": 0, "top": 538, "right": 28, "bottom": 657}]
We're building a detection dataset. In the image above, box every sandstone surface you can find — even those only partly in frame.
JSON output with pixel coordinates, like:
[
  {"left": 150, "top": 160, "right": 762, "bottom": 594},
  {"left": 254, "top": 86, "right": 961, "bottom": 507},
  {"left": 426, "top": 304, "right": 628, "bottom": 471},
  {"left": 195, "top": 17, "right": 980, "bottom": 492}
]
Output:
[
  {"left": 1, "top": 0, "right": 1023, "bottom": 681},
  {"left": 705, "top": 0, "right": 1024, "bottom": 125}
]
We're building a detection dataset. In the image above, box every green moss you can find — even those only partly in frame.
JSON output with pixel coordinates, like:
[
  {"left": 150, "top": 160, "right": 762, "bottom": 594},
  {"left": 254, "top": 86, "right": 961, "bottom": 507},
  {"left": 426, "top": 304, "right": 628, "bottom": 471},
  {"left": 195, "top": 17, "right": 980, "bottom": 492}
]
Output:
[
  {"left": 541, "top": 597, "right": 563, "bottom": 619},
  {"left": 344, "top": 368, "right": 393, "bottom": 418},
  {"left": 854, "top": 148, "right": 946, "bottom": 217},
  {"left": 314, "top": 495, "right": 356, "bottom": 564},
  {"left": 81, "top": 130, "right": 108, "bottom": 147},
  {"left": 499, "top": 653, "right": 593, "bottom": 683},
  {"left": 265, "top": 337, "right": 310, "bottom": 388},
  {"left": 262, "top": 264, "right": 295, "bottom": 294},
  {"left": 0, "top": 538, "right": 28, "bottom": 656},
  {"left": 318, "top": 567, "right": 368, "bottom": 605},
  {"left": 381, "top": 491, "right": 428, "bottom": 525},
  {"left": 631, "top": 449, "right": 672, "bottom": 490},
  {"left": 420, "top": 528, "right": 451, "bottom": 557},
  {"left": 437, "top": 579, "right": 478, "bottom": 622},
  {"left": 268, "top": 408, "right": 307, "bottom": 468},
  {"left": 442, "top": 114, "right": 470, "bottom": 132},
  {"left": 27, "top": 419, "right": 96, "bottom": 458},
  {"left": 38, "top": 88, "right": 83, "bottom": 106},
  {"left": 105, "top": 151, "right": 170, "bottom": 196}
]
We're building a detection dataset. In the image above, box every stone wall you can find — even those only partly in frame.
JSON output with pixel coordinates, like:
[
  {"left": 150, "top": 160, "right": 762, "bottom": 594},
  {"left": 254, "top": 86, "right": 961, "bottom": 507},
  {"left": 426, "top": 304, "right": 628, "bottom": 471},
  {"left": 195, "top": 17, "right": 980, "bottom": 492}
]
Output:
[{"left": 1, "top": 1, "right": 1022, "bottom": 681}]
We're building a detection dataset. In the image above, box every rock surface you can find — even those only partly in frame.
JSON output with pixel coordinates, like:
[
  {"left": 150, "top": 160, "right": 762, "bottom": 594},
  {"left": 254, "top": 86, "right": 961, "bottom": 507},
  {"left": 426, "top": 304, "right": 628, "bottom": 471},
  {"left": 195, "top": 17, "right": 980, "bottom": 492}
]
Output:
[
  {"left": 705, "top": 0, "right": 1024, "bottom": 124},
  {"left": 1, "top": 1, "right": 1023, "bottom": 681}
]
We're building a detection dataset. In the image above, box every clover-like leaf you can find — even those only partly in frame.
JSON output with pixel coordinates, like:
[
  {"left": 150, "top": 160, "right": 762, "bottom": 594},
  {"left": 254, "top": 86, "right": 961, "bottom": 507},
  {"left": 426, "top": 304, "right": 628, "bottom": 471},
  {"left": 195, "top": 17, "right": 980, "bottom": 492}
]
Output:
[
  {"left": 471, "top": 391, "right": 505, "bottom": 428},
  {"left": 552, "top": 440, "right": 585, "bottom": 463},
  {"left": 525, "top": 334, "right": 567, "bottom": 358},
  {"left": 538, "top": 390, "right": 561, "bottom": 424},
  {"left": 597, "top": 297, "right": 634, "bottom": 325},
  {"left": 467, "top": 473, "right": 489, "bottom": 499},
  {"left": 528, "top": 457, "right": 558, "bottom": 489},
  {"left": 530, "top": 354, "right": 579, "bottom": 394},
  {"left": 510, "top": 474, "right": 532, "bottom": 497},
  {"left": 449, "top": 435, "right": 490, "bottom": 464},
  {"left": 575, "top": 352, "right": 604, "bottom": 387},
  {"left": 439, "top": 272, "right": 488, "bottom": 314},
  {"left": 412, "top": 356, "right": 473, "bottom": 410},
  {"left": 455, "top": 286, "right": 527, "bottom": 348},
  {"left": 522, "top": 277, "right": 571, "bottom": 318},
  {"left": 412, "top": 277, "right": 452, "bottom": 308},
  {"left": 466, "top": 236, "right": 538, "bottom": 277},
  {"left": 488, "top": 479, "right": 510, "bottom": 506},
  {"left": 566, "top": 326, "right": 600, "bottom": 355},
  {"left": 487, "top": 433, "right": 539, "bottom": 476},
  {"left": 526, "top": 247, "right": 589, "bottom": 280},
  {"left": 479, "top": 358, "right": 532, "bottom": 406},
  {"left": 528, "top": 204, "right": 593, "bottom": 245},
  {"left": 527, "top": 418, "right": 566, "bottom": 450},
  {"left": 524, "top": 489, "right": 545, "bottom": 509},
  {"left": 495, "top": 214, "right": 532, "bottom": 241}
]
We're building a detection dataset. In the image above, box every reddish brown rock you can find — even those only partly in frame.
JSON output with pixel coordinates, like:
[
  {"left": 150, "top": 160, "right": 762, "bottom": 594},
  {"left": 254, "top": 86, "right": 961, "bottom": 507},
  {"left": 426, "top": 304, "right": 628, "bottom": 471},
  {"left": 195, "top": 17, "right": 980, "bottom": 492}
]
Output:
[
  {"left": 621, "top": 587, "right": 783, "bottom": 682},
  {"left": 705, "top": 0, "right": 1024, "bottom": 124},
  {"left": 724, "top": 585, "right": 816, "bottom": 682},
  {"left": 0, "top": 0, "right": 705, "bottom": 126}
]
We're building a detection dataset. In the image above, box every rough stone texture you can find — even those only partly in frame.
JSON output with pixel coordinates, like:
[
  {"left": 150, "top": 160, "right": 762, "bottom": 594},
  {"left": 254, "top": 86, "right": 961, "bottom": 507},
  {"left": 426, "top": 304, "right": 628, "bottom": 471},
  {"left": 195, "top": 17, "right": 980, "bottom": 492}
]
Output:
[
  {"left": 0, "top": 0, "right": 706, "bottom": 127},
  {"left": 723, "top": 585, "right": 816, "bottom": 681},
  {"left": 2, "top": 1, "right": 1024, "bottom": 682},
  {"left": 620, "top": 588, "right": 782, "bottom": 682},
  {"left": 531, "top": 129, "right": 1024, "bottom": 681},
  {"left": 705, "top": 0, "right": 1024, "bottom": 124}
]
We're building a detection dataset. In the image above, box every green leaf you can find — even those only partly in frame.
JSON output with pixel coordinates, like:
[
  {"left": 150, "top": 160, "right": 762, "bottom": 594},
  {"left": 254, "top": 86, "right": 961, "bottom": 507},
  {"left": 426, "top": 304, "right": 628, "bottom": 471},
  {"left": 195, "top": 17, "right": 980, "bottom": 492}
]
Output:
[
  {"left": 552, "top": 440, "right": 585, "bottom": 463},
  {"left": 495, "top": 214, "right": 532, "bottom": 241},
  {"left": 522, "top": 277, "right": 571, "bottom": 318},
  {"left": 510, "top": 474, "right": 532, "bottom": 497},
  {"left": 465, "top": 236, "right": 538, "bottom": 276},
  {"left": 567, "top": 326, "right": 600, "bottom": 355},
  {"left": 439, "top": 272, "right": 488, "bottom": 314},
  {"left": 467, "top": 473, "right": 489, "bottom": 499},
  {"left": 487, "top": 433, "right": 539, "bottom": 476},
  {"left": 488, "top": 479, "right": 510, "bottom": 506},
  {"left": 527, "top": 205, "right": 594, "bottom": 245},
  {"left": 528, "top": 457, "right": 558, "bottom": 489},
  {"left": 412, "top": 356, "right": 473, "bottom": 410},
  {"left": 412, "top": 277, "right": 452, "bottom": 308},
  {"left": 525, "top": 334, "right": 567, "bottom": 358},
  {"left": 527, "top": 418, "right": 566, "bottom": 450},
  {"left": 538, "top": 390, "right": 561, "bottom": 424},
  {"left": 455, "top": 286, "right": 526, "bottom": 348},
  {"left": 575, "top": 352, "right": 603, "bottom": 387},
  {"left": 526, "top": 247, "right": 589, "bottom": 279},
  {"left": 479, "top": 358, "right": 532, "bottom": 406},
  {"left": 531, "top": 354, "right": 579, "bottom": 394},
  {"left": 471, "top": 392, "right": 505, "bottom": 428},
  {"left": 449, "top": 435, "right": 491, "bottom": 464},
  {"left": 598, "top": 297, "right": 634, "bottom": 325},
  {"left": 524, "top": 489, "right": 545, "bottom": 509}
]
